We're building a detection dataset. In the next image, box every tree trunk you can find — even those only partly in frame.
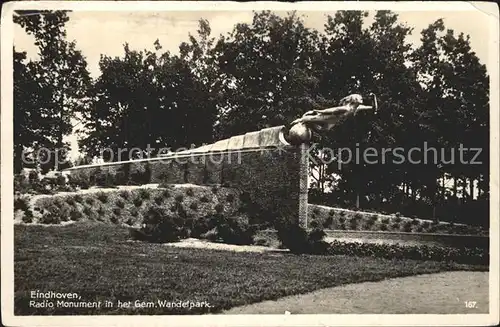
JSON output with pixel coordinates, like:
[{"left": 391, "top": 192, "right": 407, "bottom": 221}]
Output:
[
  {"left": 460, "top": 178, "right": 467, "bottom": 202},
  {"left": 441, "top": 174, "right": 446, "bottom": 200},
  {"left": 469, "top": 177, "right": 474, "bottom": 200},
  {"left": 453, "top": 178, "right": 458, "bottom": 199}
]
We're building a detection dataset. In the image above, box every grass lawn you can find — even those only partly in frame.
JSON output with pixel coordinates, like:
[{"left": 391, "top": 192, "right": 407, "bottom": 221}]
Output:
[{"left": 14, "top": 222, "right": 488, "bottom": 315}]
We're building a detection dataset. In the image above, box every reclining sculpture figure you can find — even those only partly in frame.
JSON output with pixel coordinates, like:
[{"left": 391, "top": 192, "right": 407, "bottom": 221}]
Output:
[{"left": 282, "top": 93, "right": 378, "bottom": 145}]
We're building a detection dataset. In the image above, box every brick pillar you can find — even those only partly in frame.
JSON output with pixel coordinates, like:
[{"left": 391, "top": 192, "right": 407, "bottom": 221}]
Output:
[{"left": 298, "top": 143, "right": 309, "bottom": 228}]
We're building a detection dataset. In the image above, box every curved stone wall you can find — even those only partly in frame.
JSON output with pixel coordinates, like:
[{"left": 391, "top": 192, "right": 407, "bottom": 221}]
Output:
[{"left": 65, "top": 126, "right": 309, "bottom": 227}]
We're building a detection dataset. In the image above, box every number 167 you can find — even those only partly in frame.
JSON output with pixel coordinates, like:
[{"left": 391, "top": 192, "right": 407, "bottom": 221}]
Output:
[{"left": 464, "top": 301, "right": 477, "bottom": 308}]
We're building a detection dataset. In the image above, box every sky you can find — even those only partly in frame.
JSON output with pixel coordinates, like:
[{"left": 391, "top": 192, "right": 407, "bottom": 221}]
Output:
[{"left": 13, "top": 9, "right": 493, "bottom": 160}]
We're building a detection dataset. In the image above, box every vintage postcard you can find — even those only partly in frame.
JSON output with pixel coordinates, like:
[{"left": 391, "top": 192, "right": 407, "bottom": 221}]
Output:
[{"left": 1, "top": 1, "right": 499, "bottom": 326}]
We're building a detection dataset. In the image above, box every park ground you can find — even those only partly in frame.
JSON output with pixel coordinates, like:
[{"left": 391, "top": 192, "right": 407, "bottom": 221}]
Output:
[{"left": 14, "top": 222, "right": 488, "bottom": 315}]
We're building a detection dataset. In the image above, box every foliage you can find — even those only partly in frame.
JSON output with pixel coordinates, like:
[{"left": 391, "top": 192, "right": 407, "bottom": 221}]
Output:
[
  {"left": 327, "top": 241, "right": 488, "bottom": 265},
  {"left": 14, "top": 10, "right": 92, "bottom": 172},
  {"left": 133, "top": 206, "right": 185, "bottom": 243},
  {"left": 275, "top": 217, "right": 329, "bottom": 254}
]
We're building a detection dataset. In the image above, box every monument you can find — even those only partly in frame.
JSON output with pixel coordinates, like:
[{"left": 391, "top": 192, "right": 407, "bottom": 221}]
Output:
[{"left": 65, "top": 93, "right": 378, "bottom": 228}]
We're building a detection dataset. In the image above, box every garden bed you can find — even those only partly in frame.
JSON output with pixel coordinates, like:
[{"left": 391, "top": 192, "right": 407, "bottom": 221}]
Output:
[{"left": 308, "top": 204, "right": 487, "bottom": 236}]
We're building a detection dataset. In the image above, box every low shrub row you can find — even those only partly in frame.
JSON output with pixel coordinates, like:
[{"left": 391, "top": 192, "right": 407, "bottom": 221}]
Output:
[
  {"left": 67, "top": 164, "right": 152, "bottom": 190},
  {"left": 130, "top": 210, "right": 257, "bottom": 245},
  {"left": 309, "top": 204, "right": 487, "bottom": 236},
  {"left": 15, "top": 172, "right": 74, "bottom": 195},
  {"left": 327, "top": 240, "right": 488, "bottom": 266}
]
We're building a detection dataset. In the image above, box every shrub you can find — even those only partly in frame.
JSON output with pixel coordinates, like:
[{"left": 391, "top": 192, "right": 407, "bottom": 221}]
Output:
[
  {"left": 226, "top": 193, "right": 235, "bottom": 203},
  {"left": 391, "top": 223, "right": 400, "bottom": 230},
  {"left": 381, "top": 217, "right": 390, "bottom": 224},
  {"left": 110, "top": 215, "right": 119, "bottom": 224},
  {"left": 129, "top": 165, "right": 151, "bottom": 185},
  {"left": 310, "top": 220, "right": 319, "bottom": 228},
  {"left": 323, "top": 216, "right": 334, "bottom": 229},
  {"left": 200, "top": 228, "right": 218, "bottom": 242},
  {"left": 200, "top": 195, "right": 210, "bottom": 203},
  {"left": 125, "top": 218, "right": 134, "bottom": 226},
  {"left": 138, "top": 189, "right": 150, "bottom": 200},
  {"left": 40, "top": 208, "right": 61, "bottom": 224},
  {"left": 186, "top": 188, "right": 194, "bottom": 197},
  {"left": 136, "top": 206, "right": 185, "bottom": 243},
  {"left": 353, "top": 213, "right": 363, "bottom": 220},
  {"left": 97, "top": 207, "right": 105, "bottom": 217},
  {"left": 380, "top": 224, "right": 388, "bottom": 231},
  {"left": 339, "top": 211, "right": 346, "bottom": 217},
  {"left": 307, "top": 228, "right": 329, "bottom": 254},
  {"left": 162, "top": 189, "right": 171, "bottom": 198},
  {"left": 362, "top": 222, "right": 374, "bottom": 230},
  {"left": 153, "top": 196, "right": 163, "bottom": 205},
  {"left": 253, "top": 237, "right": 269, "bottom": 246},
  {"left": 83, "top": 206, "right": 93, "bottom": 217},
  {"left": 411, "top": 218, "right": 420, "bottom": 225},
  {"left": 56, "top": 174, "right": 67, "bottom": 187},
  {"left": 189, "top": 202, "right": 199, "bottom": 211},
  {"left": 113, "top": 208, "right": 121, "bottom": 216},
  {"left": 329, "top": 210, "right": 335, "bottom": 216},
  {"left": 275, "top": 218, "right": 328, "bottom": 254},
  {"left": 70, "top": 209, "right": 83, "bottom": 221},
  {"left": 133, "top": 197, "right": 143, "bottom": 207},
  {"left": 68, "top": 173, "right": 90, "bottom": 190},
  {"left": 97, "top": 192, "right": 108, "bottom": 203},
  {"left": 370, "top": 214, "right": 378, "bottom": 221},
  {"left": 403, "top": 221, "right": 413, "bottom": 232},
  {"left": 65, "top": 197, "right": 76, "bottom": 206},
  {"left": 85, "top": 197, "right": 95, "bottom": 206},
  {"left": 22, "top": 209, "right": 34, "bottom": 223},
  {"left": 173, "top": 202, "right": 188, "bottom": 219},
  {"left": 53, "top": 198, "right": 63, "bottom": 208},
  {"left": 339, "top": 217, "right": 345, "bottom": 223},
  {"left": 348, "top": 219, "right": 358, "bottom": 230},
  {"left": 214, "top": 203, "right": 224, "bottom": 214},
  {"left": 191, "top": 214, "right": 218, "bottom": 239},
  {"left": 130, "top": 208, "right": 139, "bottom": 217},
  {"left": 119, "top": 191, "right": 130, "bottom": 200},
  {"left": 211, "top": 214, "right": 255, "bottom": 245},
  {"left": 14, "top": 196, "right": 30, "bottom": 211},
  {"left": 116, "top": 200, "right": 125, "bottom": 209},
  {"left": 94, "top": 169, "right": 116, "bottom": 188},
  {"left": 393, "top": 216, "right": 402, "bottom": 223},
  {"left": 211, "top": 185, "right": 219, "bottom": 194},
  {"left": 174, "top": 194, "right": 184, "bottom": 203},
  {"left": 312, "top": 207, "right": 320, "bottom": 216}
]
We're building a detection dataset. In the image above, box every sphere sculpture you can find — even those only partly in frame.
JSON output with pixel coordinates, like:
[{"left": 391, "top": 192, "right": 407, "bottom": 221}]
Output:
[{"left": 286, "top": 122, "right": 312, "bottom": 145}]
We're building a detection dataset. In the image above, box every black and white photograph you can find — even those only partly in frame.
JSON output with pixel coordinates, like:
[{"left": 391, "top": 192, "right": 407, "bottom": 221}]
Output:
[{"left": 1, "top": 1, "right": 499, "bottom": 326}]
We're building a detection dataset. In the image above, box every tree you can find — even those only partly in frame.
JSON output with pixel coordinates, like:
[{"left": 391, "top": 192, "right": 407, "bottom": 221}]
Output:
[
  {"left": 315, "top": 10, "right": 420, "bottom": 208},
  {"left": 13, "top": 49, "right": 47, "bottom": 172},
  {"left": 213, "top": 11, "right": 324, "bottom": 139},
  {"left": 79, "top": 39, "right": 216, "bottom": 161},
  {"left": 413, "top": 19, "right": 489, "bottom": 204},
  {"left": 14, "top": 10, "right": 92, "bottom": 170}
]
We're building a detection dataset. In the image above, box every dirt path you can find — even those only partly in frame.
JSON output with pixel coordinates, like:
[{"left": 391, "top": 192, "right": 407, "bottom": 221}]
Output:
[{"left": 222, "top": 271, "right": 489, "bottom": 314}]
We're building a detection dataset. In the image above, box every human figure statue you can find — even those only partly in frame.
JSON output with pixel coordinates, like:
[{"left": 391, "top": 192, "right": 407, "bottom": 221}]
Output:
[
  {"left": 291, "top": 93, "right": 378, "bottom": 132},
  {"left": 281, "top": 93, "right": 378, "bottom": 145}
]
